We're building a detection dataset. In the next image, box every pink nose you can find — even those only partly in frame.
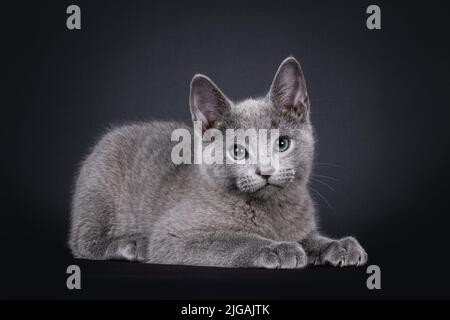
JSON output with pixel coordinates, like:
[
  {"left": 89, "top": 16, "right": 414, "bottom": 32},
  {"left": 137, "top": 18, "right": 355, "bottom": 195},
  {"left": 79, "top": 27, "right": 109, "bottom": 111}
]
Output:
[{"left": 256, "top": 165, "right": 275, "bottom": 177}]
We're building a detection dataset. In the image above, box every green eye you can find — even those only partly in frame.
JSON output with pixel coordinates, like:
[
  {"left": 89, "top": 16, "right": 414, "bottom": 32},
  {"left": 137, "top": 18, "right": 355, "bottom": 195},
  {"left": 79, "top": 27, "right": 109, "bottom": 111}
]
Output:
[
  {"left": 231, "top": 144, "right": 248, "bottom": 160},
  {"left": 275, "top": 136, "right": 290, "bottom": 152}
]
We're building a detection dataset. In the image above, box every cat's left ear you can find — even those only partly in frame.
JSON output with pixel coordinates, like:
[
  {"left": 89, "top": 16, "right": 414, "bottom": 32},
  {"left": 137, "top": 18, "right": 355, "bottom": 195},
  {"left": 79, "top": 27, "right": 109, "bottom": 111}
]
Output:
[
  {"left": 189, "top": 74, "right": 232, "bottom": 132},
  {"left": 269, "top": 57, "right": 309, "bottom": 120}
]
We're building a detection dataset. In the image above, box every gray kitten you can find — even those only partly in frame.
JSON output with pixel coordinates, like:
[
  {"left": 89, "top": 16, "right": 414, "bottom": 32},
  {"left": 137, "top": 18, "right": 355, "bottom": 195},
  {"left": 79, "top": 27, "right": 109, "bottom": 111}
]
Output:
[{"left": 69, "top": 57, "right": 367, "bottom": 268}]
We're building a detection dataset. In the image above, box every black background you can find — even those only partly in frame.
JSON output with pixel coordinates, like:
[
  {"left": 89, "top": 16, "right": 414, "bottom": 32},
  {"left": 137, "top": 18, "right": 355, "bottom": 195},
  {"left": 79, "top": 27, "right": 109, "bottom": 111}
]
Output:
[{"left": 2, "top": 0, "right": 450, "bottom": 299}]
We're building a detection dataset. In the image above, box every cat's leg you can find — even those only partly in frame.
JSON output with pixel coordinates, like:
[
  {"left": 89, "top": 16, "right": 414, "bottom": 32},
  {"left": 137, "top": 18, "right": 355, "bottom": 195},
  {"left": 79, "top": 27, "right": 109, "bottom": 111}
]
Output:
[
  {"left": 70, "top": 194, "right": 148, "bottom": 262},
  {"left": 301, "top": 232, "right": 368, "bottom": 267},
  {"left": 73, "top": 230, "right": 149, "bottom": 262},
  {"left": 103, "top": 234, "right": 149, "bottom": 262},
  {"left": 148, "top": 230, "right": 308, "bottom": 269},
  {"left": 72, "top": 226, "right": 149, "bottom": 262}
]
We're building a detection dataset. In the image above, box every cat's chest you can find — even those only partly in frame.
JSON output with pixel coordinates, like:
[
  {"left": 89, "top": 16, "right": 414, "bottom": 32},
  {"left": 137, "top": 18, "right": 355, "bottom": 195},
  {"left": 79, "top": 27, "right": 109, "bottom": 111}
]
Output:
[{"left": 231, "top": 199, "right": 314, "bottom": 241}]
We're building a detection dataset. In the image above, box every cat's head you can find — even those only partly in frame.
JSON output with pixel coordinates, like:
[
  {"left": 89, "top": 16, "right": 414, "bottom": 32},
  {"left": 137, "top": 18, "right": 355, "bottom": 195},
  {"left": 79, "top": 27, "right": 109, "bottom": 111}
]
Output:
[{"left": 189, "top": 57, "right": 314, "bottom": 199}]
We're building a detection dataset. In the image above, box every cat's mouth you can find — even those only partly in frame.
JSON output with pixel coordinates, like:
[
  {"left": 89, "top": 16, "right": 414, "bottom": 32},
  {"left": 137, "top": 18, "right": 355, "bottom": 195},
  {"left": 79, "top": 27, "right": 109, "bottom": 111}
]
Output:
[
  {"left": 255, "top": 179, "right": 284, "bottom": 192},
  {"left": 237, "top": 176, "right": 286, "bottom": 194},
  {"left": 246, "top": 181, "right": 284, "bottom": 198},
  {"left": 265, "top": 181, "right": 283, "bottom": 188}
]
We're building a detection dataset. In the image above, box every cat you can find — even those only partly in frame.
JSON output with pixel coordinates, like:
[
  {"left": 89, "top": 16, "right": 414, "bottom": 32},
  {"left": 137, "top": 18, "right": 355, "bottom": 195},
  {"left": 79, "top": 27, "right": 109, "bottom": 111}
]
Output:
[{"left": 69, "top": 57, "right": 367, "bottom": 268}]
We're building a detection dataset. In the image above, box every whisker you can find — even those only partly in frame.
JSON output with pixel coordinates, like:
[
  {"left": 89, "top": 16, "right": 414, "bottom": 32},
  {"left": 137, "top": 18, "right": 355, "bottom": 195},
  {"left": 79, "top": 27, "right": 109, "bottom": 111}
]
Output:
[
  {"left": 310, "top": 186, "right": 334, "bottom": 211},
  {"left": 313, "top": 162, "right": 342, "bottom": 168},
  {"left": 310, "top": 177, "right": 336, "bottom": 192},
  {"left": 312, "top": 174, "right": 338, "bottom": 181}
]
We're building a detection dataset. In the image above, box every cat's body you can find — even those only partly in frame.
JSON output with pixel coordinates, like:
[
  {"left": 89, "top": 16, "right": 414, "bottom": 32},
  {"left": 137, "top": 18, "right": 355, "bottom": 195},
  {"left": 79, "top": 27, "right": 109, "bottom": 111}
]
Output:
[{"left": 69, "top": 57, "right": 367, "bottom": 268}]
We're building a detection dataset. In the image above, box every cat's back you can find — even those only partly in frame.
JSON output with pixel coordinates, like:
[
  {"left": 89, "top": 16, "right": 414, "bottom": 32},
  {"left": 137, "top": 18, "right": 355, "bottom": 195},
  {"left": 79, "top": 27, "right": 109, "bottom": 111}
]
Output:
[{"left": 76, "top": 120, "right": 189, "bottom": 201}]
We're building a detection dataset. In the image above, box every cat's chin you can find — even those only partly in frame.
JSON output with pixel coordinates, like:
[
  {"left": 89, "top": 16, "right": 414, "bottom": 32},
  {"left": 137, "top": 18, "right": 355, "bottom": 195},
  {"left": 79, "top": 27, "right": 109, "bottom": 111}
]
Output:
[{"left": 247, "top": 184, "right": 283, "bottom": 199}]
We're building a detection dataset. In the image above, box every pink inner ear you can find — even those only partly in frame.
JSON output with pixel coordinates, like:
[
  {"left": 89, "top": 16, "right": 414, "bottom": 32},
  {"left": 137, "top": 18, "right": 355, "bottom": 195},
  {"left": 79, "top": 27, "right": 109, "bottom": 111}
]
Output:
[
  {"left": 192, "top": 104, "right": 209, "bottom": 124},
  {"left": 271, "top": 60, "right": 308, "bottom": 114},
  {"left": 193, "top": 95, "right": 222, "bottom": 126},
  {"left": 278, "top": 68, "right": 302, "bottom": 105},
  {"left": 190, "top": 77, "right": 230, "bottom": 131},
  {"left": 293, "top": 82, "right": 305, "bottom": 107}
]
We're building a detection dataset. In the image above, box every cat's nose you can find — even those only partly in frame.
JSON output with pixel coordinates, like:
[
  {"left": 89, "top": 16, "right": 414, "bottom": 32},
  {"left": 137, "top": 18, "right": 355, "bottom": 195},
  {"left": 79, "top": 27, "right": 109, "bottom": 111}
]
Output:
[{"left": 256, "top": 165, "right": 276, "bottom": 177}]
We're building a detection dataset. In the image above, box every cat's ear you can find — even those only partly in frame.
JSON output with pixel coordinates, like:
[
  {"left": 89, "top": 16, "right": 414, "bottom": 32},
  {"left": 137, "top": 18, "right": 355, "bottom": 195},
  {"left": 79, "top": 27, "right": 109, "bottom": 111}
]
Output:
[
  {"left": 189, "top": 74, "right": 231, "bottom": 131},
  {"left": 269, "top": 57, "right": 309, "bottom": 120}
]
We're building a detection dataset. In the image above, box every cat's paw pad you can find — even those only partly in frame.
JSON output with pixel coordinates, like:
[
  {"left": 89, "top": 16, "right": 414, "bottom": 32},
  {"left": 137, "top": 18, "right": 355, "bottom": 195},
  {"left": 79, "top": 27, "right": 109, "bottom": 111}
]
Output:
[
  {"left": 322, "top": 237, "right": 368, "bottom": 267},
  {"left": 255, "top": 242, "right": 307, "bottom": 269}
]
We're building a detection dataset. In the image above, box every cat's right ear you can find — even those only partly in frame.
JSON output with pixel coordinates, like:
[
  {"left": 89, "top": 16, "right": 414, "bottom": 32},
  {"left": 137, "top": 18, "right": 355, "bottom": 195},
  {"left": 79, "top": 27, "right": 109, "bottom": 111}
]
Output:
[
  {"left": 189, "top": 74, "right": 231, "bottom": 132},
  {"left": 269, "top": 57, "right": 309, "bottom": 121}
]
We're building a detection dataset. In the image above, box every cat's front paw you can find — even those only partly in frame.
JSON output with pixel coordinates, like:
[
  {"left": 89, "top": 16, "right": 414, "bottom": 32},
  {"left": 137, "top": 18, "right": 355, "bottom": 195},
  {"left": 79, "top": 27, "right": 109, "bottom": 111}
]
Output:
[
  {"left": 106, "top": 234, "right": 149, "bottom": 262},
  {"left": 318, "top": 237, "right": 368, "bottom": 267},
  {"left": 254, "top": 242, "right": 307, "bottom": 269}
]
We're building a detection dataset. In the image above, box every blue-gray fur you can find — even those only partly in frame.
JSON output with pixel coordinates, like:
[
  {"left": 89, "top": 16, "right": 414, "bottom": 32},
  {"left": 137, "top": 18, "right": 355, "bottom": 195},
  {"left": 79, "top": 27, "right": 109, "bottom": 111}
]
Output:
[{"left": 69, "top": 57, "right": 367, "bottom": 268}]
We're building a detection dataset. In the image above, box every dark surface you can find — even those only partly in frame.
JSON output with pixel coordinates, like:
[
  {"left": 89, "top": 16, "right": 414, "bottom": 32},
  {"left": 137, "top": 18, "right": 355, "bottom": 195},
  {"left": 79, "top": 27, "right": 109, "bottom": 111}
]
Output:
[{"left": 2, "top": 0, "right": 450, "bottom": 299}]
